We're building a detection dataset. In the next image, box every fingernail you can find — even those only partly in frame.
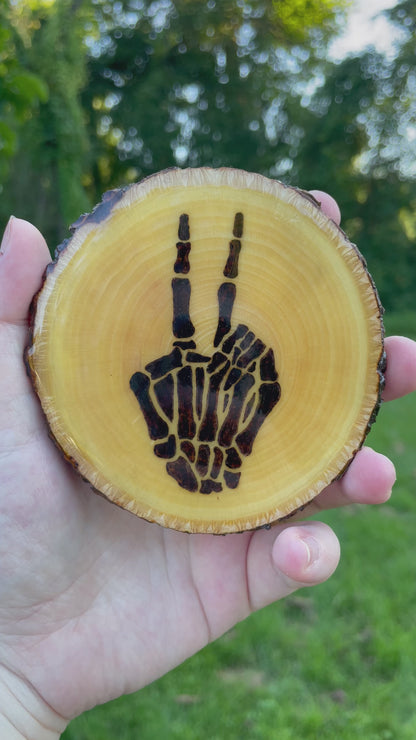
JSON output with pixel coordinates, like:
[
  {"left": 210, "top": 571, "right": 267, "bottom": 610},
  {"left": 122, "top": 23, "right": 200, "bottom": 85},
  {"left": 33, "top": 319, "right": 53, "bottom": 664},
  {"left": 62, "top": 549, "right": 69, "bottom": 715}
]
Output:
[
  {"left": 0, "top": 216, "right": 14, "bottom": 256},
  {"left": 301, "top": 535, "right": 321, "bottom": 567}
]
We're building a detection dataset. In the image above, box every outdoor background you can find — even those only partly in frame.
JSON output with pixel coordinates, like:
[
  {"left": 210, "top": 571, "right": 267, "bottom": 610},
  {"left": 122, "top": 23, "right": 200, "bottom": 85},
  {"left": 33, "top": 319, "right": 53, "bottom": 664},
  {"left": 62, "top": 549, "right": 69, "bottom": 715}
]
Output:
[{"left": 1, "top": 0, "right": 416, "bottom": 737}]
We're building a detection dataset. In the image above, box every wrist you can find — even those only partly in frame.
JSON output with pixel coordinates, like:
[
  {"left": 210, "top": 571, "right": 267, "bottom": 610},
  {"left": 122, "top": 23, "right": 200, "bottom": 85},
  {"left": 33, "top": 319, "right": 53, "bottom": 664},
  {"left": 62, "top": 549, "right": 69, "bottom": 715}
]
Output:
[{"left": 0, "top": 664, "right": 67, "bottom": 739}]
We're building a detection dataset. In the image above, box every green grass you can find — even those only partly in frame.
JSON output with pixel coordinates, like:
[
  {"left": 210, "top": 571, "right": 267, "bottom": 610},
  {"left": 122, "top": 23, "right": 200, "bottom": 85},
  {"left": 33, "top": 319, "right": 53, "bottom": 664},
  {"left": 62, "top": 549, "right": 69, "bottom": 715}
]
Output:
[{"left": 63, "top": 313, "right": 416, "bottom": 740}]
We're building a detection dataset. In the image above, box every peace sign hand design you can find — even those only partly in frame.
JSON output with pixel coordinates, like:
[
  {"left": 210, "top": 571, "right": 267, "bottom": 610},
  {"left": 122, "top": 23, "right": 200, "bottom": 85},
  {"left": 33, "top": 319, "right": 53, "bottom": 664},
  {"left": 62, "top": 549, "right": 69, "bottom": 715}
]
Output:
[{"left": 130, "top": 212, "right": 281, "bottom": 494}]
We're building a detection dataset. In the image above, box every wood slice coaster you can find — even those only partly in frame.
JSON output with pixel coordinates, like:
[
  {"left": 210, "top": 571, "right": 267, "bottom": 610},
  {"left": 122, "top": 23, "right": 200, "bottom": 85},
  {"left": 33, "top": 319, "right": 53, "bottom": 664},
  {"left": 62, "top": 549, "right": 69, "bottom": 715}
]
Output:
[{"left": 26, "top": 168, "right": 385, "bottom": 533}]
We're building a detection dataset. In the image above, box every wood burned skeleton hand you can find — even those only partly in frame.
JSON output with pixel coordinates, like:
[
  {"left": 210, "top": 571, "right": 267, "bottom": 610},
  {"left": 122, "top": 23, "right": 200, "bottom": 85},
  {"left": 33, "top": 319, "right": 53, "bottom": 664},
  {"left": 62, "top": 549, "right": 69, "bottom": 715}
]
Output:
[{"left": 130, "top": 213, "right": 281, "bottom": 494}]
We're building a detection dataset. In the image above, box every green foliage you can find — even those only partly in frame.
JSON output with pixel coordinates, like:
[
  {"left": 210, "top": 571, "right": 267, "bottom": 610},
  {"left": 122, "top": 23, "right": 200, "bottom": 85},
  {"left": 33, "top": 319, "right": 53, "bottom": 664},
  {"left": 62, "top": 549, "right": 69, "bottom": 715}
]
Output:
[
  {"left": 0, "top": 0, "right": 93, "bottom": 241},
  {"left": 0, "top": 4, "right": 48, "bottom": 179},
  {"left": 272, "top": 0, "right": 347, "bottom": 43},
  {"left": 82, "top": 0, "right": 346, "bottom": 197}
]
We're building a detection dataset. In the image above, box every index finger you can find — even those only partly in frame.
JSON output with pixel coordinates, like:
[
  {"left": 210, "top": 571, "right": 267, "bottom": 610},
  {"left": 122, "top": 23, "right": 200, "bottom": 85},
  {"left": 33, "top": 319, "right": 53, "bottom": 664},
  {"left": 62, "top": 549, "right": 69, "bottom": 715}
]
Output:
[{"left": 383, "top": 335, "right": 416, "bottom": 401}]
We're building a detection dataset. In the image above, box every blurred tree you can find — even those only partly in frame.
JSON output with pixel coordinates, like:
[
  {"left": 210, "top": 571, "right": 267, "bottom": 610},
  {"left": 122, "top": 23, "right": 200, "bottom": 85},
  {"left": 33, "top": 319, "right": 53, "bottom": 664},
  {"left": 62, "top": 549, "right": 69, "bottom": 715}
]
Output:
[
  {"left": 82, "top": 0, "right": 347, "bottom": 199},
  {"left": 2, "top": 0, "right": 347, "bottom": 244},
  {"left": 0, "top": 2, "right": 48, "bottom": 183},
  {"left": 292, "top": 0, "right": 416, "bottom": 311},
  {"left": 373, "top": 0, "right": 416, "bottom": 181},
  {"left": 1, "top": 0, "right": 93, "bottom": 239},
  {"left": 1, "top": 0, "right": 415, "bottom": 312}
]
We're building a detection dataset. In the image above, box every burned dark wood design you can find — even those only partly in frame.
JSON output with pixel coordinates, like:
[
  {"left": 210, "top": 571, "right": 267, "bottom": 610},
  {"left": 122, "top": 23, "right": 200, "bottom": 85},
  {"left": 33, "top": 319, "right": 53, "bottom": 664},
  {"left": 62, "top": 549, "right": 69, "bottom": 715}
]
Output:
[{"left": 130, "top": 213, "right": 281, "bottom": 494}]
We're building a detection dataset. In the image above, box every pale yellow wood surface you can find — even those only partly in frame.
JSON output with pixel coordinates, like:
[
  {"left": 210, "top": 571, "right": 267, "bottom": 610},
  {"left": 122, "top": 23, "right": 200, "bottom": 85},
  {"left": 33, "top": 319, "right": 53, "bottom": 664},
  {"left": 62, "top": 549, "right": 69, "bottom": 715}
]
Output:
[{"left": 27, "top": 168, "right": 384, "bottom": 532}]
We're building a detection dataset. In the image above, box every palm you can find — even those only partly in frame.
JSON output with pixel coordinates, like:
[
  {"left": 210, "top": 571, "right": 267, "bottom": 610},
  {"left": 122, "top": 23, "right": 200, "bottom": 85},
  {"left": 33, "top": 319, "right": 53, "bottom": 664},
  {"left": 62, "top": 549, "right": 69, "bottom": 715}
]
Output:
[
  {"left": 0, "top": 209, "right": 411, "bottom": 725},
  {"left": 0, "top": 321, "right": 261, "bottom": 717},
  {"left": 0, "top": 330, "right": 216, "bottom": 702}
]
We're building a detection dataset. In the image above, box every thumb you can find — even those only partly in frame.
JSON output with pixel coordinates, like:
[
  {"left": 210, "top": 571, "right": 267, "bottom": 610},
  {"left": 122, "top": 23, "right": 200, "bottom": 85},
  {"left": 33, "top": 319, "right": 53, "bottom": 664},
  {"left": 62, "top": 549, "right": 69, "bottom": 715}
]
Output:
[
  {"left": 246, "top": 522, "right": 341, "bottom": 612},
  {"left": 0, "top": 217, "right": 51, "bottom": 325}
]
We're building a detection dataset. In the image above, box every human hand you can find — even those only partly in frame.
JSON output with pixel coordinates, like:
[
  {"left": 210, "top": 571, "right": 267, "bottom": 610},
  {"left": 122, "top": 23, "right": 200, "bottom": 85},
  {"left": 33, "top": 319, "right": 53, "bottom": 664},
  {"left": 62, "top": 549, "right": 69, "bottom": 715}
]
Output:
[{"left": 0, "top": 195, "right": 414, "bottom": 738}]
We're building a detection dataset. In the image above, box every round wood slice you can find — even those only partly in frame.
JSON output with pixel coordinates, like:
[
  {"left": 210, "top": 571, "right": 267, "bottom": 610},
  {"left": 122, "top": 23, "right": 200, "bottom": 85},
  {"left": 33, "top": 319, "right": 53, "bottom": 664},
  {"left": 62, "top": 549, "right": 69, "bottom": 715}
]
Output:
[{"left": 26, "top": 168, "right": 385, "bottom": 533}]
